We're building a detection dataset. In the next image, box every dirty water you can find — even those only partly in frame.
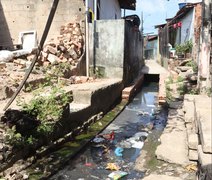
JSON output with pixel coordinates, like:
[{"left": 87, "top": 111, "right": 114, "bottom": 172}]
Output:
[{"left": 50, "top": 82, "right": 168, "bottom": 180}]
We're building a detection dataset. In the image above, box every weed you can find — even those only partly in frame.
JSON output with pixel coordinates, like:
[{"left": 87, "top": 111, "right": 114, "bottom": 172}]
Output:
[
  {"left": 177, "top": 82, "right": 186, "bottom": 95},
  {"left": 8, "top": 80, "right": 72, "bottom": 147},
  {"left": 176, "top": 76, "right": 184, "bottom": 82},
  {"left": 187, "top": 88, "right": 199, "bottom": 95},
  {"left": 206, "top": 87, "right": 212, "bottom": 97},
  {"left": 175, "top": 40, "right": 193, "bottom": 55},
  {"left": 186, "top": 60, "right": 198, "bottom": 73}
]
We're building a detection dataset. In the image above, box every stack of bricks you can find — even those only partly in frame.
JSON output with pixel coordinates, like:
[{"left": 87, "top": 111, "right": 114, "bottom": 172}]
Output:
[{"left": 40, "top": 22, "right": 84, "bottom": 66}]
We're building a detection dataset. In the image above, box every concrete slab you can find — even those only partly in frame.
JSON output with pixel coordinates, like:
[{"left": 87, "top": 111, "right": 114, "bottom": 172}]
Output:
[
  {"left": 69, "top": 103, "right": 90, "bottom": 112},
  {"left": 156, "top": 131, "right": 190, "bottom": 166},
  {"left": 195, "top": 108, "right": 212, "bottom": 152},
  {"left": 183, "top": 101, "right": 195, "bottom": 123},
  {"left": 142, "top": 174, "right": 182, "bottom": 180},
  {"left": 141, "top": 60, "right": 169, "bottom": 75},
  {"left": 193, "top": 95, "right": 212, "bottom": 153},
  {"left": 198, "top": 145, "right": 212, "bottom": 171},
  {"left": 188, "top": 133, "right": 199, "bottom": 150},
  {"left": 189, "top": 149, "right": 198, "bottom": 161}
]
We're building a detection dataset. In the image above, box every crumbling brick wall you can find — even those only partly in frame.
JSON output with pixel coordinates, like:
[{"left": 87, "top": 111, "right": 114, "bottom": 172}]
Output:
[{"left": 0, "top": 0, "right": 85, "bottom": 49}]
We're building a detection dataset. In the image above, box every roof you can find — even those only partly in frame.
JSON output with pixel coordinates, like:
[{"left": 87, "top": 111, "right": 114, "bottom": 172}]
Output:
[
  {"left": 155, "top": 23, "right": 166, "bottom": 29},
  {"left": 147, "top": 35, "right": 158, "bottom": 41},
  {"left": 119, "top": 0, "right": 136, "bottom": 10},
  {"left": 155, "top": 2, "right": 201, "bottom": 28},
  {"left": 174, "top": 3, "right": 196, "bottom": 20}
]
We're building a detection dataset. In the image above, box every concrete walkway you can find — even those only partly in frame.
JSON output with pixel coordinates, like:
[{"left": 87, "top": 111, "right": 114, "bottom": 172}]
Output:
[
  {"left": 183, "top": 95, "right": 212, "bottom": 178},
  {"left": 141, "top": 60, "right": 169, "bottom": 75},
  {"left": 141, "top": 60, "right": 169, "bottom": 104}
]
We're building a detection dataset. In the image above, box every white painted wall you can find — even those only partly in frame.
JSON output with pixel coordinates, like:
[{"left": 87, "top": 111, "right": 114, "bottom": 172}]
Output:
[{"left": 176, "top": 8, "right": 195, "bottom": 44}]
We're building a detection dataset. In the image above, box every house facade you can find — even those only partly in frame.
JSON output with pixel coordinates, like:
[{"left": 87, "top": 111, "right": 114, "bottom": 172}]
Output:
[
  {"left": 156, "top": 3, "right": 202, "bottom": 62},
  {"left": 0, "top": 0, "right": 135, "bottom": 50},
  {"left": 144, "top": 35, "right": 158, "bottom": 60}
]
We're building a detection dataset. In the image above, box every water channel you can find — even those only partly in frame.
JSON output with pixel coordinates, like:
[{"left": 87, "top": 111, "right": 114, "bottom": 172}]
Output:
[{"left": 50, "top": 76, "right": 168, "bottom": 180}]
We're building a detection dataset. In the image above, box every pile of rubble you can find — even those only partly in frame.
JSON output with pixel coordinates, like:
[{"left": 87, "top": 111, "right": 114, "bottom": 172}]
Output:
[
  {"left": 168, "top": 59, "right": 198, "bottom": 93},
  {"left": 40, "top": 22, "right": 84, "bottom": 66},
  {"left": 0, "top": 21, "right": 87, "bottom": 101}
]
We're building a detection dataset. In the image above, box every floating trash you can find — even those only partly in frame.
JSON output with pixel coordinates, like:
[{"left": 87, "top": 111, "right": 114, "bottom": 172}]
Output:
[
  {"left": 105, "top": 163, "right": 120, "bottom": 171},
  {"left": 108, "top": 171, "right": 128, "bottom": 180},
  {"left": 114, "top": 147, "right": 124, "bottom": 157},
  {"left": 92, "top": 137, "right": 106, "bottom": 143},
  {"left": 130, "top": 140, "right": 144, "bottom": 149}
]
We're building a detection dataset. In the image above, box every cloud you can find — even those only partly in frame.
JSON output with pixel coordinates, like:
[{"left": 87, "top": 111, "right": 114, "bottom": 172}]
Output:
[{"left": 137, "top": 0, "right": 166, "bottom": 14}]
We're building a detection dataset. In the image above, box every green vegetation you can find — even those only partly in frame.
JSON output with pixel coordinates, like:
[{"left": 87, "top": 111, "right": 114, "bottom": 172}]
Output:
[
  {"left": 186, "top": 60, "right": 198, "bottom": 73},
  {"left": 165, "top": 75, "right": 187, "bottom": 102},
  {"left": 5, "top": 126, "right": 38, "bottom": 148},
  {"left": 5, "top": 77, "right": 72, "bottom": 148},
  {"left": 206, "top": 87, "right": 212, "bottom": 97},
  {"left": 27, "top": 100, "right": 127, "bottom": 179},
  {"left": 165, "top": 76, "right": 174, "bottom": 102},
  {"left": 177, "top": 82, "right": 186, "bottom": 95},
  {"left": 90, "top": 66, "right": 105, "bottom": 78},
  {"left": 175, "top": 40, "right": 193, "bottom": 55}
]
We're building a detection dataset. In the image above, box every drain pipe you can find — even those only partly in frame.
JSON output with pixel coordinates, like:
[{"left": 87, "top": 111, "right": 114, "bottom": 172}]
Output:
[
  {"left": 85, "top": 0, "right": 89, "bottom": 77},
  {"left": 94, "top": 0, "right": 97, "bottom": 20}
]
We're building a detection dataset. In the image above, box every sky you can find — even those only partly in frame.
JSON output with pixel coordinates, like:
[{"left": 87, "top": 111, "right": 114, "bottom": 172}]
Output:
[{"left": 124, "top": 0, "right": 180, "bottom": 34}]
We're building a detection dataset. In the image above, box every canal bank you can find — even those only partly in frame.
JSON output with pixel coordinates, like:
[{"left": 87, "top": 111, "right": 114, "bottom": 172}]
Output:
[
  {"left": 50, "top": 79, "right": 166, "bottom": 180},
  {"left": 0, "top": 73, "right": 148, "bottom": 179}
]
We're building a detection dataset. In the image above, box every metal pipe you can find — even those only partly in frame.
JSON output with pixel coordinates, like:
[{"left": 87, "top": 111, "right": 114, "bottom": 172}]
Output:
[
  {"left": 4, "top": 0, "right": 59, "bottom": 111},
  {"left": 94, "top": 0, "right": 97, "bottom": 20},
  {"left": 85, "top": 0, "right": 89, "bottom": 77}
]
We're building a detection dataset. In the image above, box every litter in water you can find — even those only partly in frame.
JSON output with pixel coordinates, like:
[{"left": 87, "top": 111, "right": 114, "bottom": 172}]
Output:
[
  {"left": 105, "top": 163, "right": 120, "bottom": 171},
  {"left": 114, "top": 147, "right": 124, "bottom": 157},
  {"left": 108, "top": 171, "right": 128, "bottom": 180}
]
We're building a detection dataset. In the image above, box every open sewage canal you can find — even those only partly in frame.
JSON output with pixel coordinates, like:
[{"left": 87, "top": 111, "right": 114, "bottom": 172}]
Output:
[{"left": 50, "top": 75, "right": 168, "bottom": 180}]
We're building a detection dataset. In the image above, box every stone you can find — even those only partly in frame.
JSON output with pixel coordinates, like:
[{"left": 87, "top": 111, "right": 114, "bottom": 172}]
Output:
[
  {"left": 80, "top": 76, "right": 89, "bottom": 83},
  {"left": 47, "top": 54, "right": 59, "bottom": 64},
  {"left": 23, "top": 174, "right": 29, "bottom": 179},
  {"left": 177, "top": 66, "right": 192, "bottom": 72},
  {"left": 58, "top": 45, "right": 67, "bottom": 52},
  {"left": 188, "top": 133, "right": 198, "bottom": 150},
  {"left": 68, "top": 47, "right": 78, "bottom": 60},
  {"left": 189, "top": 74, "right": 198, "bottom": 81},
  {"left": 0, "top": 154, "right": 3, "bottom": 161},
  {"left": 26, "top": 54, "right": 35, "bottom": 61},
  {"left": 189, "top": 149, "right": 198, "bottom": 161},
  {"left": 0, "top": 86, "right": 14, "bottom": 100},
  {"left": 142, "top": 174, "right": 182, "bottom": 180},
  {"left": 0, "top": 62, "right": 6, "bottom": 69},
  {"left": 13, "top": 59, "right": 27, "bottom": 67},
  {"left": 46, "top": 45, "right": 57, "bottom": 55},
  {"left": 197, "top": 145, "right": 212, "bottom": 177},
  {"left": 196, "top": 110, "right": 212, "bottom": 153},
  {"left": 183, "top": 101, "right": 195, "bottom": 123},
  {"left": 156, "top": 131, "right": 190, "bottom": 166},
  {"left": 0, "top": 143, "right": 3, "bottom": 151},
  {"left": 43, "top": 61, "right": 50, "bottom": 67},
  {"left": 169, "top": 101, "right": 182, "bottom": 109}
]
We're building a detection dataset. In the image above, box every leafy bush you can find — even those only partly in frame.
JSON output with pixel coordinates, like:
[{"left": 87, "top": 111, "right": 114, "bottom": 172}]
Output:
[
  {"left": 186, "top": 60, "right": 198, "bottom": 73},
  {"left": 175, "top": 40, "right": 193, "bottom": 55}
]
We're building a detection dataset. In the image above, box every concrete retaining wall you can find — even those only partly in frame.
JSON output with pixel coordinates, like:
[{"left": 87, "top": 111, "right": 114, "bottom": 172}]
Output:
[
  {"left": 89, "top": 19, "right": 144, "bottom": 86},
  {"left": 0, "top": 79, "right": 124, "bottom": 172}
]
